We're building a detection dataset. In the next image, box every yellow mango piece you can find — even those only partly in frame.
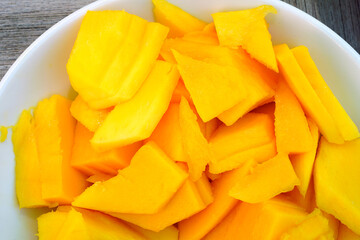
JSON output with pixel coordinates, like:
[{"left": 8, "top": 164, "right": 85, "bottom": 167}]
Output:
[
  {"left": 92, "top": 60, "right": 179, "bottom": 152},
  {"left": 67, "top": 11, "right": 168, "bottom": 109},
  {"left": 212, "top": 5, "right": 278, "bottom": 72},
  {"left": 209, "top": 113, "right": 275, "bottom": 174},
  {"left": 34, "top": 95, "right": 88, "bottom": 204},
  {"left": 173, "top": 50, "right": 247, "bottom": 122},
  {"left": 275, "top": 79, "right": 313, "bottom": 153},
  {"left": 274, "top": 44, "right": 344, "bottom": 144},
  {"left": 73, "top": 142, "right": 187, "bottom": 214},
  {"left": 314, "top": 137, "right": 360, "bottom": 235},
  {"left": 179, "top": 97, "right": 214, "bottom": 180},
  {"left": 281, "top": 209, "right": 330, "bottom": 240},
  {"left": 338, "top": 224, "right": 360, "bottom": 240},
  {"left": 152, "top": 0, "right": 206, "bottom": 38},
  {"left": 0, "top": 125, "right": 8, "bottom": 142},
  {"left": 148, "top": 103, "right": 187, "bottom": 162},
  {"left": 292, "top": 46, "right": 359, "bottom": 141},
  {"left": 178, "top": 160, "right": 256, "bottom": 240},
  {"left": 204, "top": 197, "right": 307, "bottom": 240},
  {"left": 12, "top": 110, "right": 49, "bottom": 208},
  {"left": 72, "top": 122, "right": 141, "bottom": 175},
  {"left": 290, "top": 118, "right": 319, "bottom": 196},
  {"left": 56, "top": 208, "right": 90, "bottom": 240},
  {"left": 37, "top": 211, "right": 68, "bottom": 240},
  {"left": 110, "top": 178, "right": 208, "bottom": 232},
  {"left": 230, "top": 153, "right": 299, "bottom": 203},
  {"left": 129, "top": 224, "right": 179, "bottom": 240},
  {"left": 182, "top": 23, "right": 219, "bottom": 45},
  {"left": 70, "top": 95, "right": 110, "bottom": 132},
  {"left": 86, "top": 172, "right": 113, "bottom": 183}
]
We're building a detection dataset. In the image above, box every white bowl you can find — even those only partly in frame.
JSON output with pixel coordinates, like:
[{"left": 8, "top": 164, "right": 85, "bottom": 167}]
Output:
[{"left": 0, "top": 0, "right": 359, "bottom": 238}]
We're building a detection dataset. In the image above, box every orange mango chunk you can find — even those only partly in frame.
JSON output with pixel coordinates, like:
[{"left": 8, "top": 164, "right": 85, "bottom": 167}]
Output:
[
  {"left": 204, "top": 197, "right": 307, "bottom": 240},
  {"left": 178, "top": 160, "right": 256, "bottom": 240},
  {"left": 110, "top": 178, "right": 209, "bottom": 232},
  {"left": 212, "top": 5, "right": 278, "bottom": 72},
  {"left": 12, "top": 110, "right": 49, "bottom": 208},
  {"left": 70, "top": 95, "right": 110, "bottom": 132},
  {"left": 230, "top": 153, "right": 299, "bottom": 203},
  {"left": 338, "top": 224, "right": 360, "bottom": 240},
  {"left": 274, "top": 44, "right": 344, "bottom": 144},
  {"left": 290, "top": 118, "right": 319, "bottom": 196},
  {"left": 73, "top": 142, "right": 187, "bottom": 214},
  {"left": 34, "top": 95, "right": 88, "bottom": 204},
  {"left": 275, "top": 79, "right": 313, "bottom": 154},
  {"left": 37, "top": 211, "right": 68, "bottom": 240},
  {"left": 281, "top": 209, "right": 330, "bottom": 240},
  {"left": 292, "top": 46, "right": 359, "bottom": 141},
  {"left": 314, "top": 137, "right": 360, "bottom": 235},
  {"left": 179, "top": 97, "right": 214, "bottom": 180},
  {"left": 72, "top": 122, "right": 141, "bottom": 175},
  {"left": 209, "top": 113, "right": 275, "bottom": 174},
  {"left": 173, "top": 50, "right": 247, "bottom": 122},
  {"left": 91, "top": 60, "right": 179, "bottom": 152},
  {"left": 56, "top": 208, "right": 89, "bottom": 240},
  {"left": 129, "top": 224, "right": 179, "bottom": 240},
  {"left": 152, "top": 0, "right": 206, "bottom": 38},
  {"left": 67, "top": 10, "right": 169, "bottom": 109},
  {"left": 148, "top": 103, "right": 187, "bottom": 162}
]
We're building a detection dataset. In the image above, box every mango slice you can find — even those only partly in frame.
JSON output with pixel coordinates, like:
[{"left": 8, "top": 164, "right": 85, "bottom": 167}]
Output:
[
  {"left": 292, "top": 46, "right": 359, "bottom": 141},
  {"left": 290, "top": 118, "right": 319, "bottom": 196},
  {"left": 230, "top": 153, "right": 299, "bottom": 203},
  {"left": 314, "top": 137, "right": 360, "bottom": 235},
  {"left": 204, "top": 197, "right": 307, "bottom": 240},
  {"left": 148, "top": 103, "right": 187, "bottom": 162},
  {"left": 152, "top": 0, "right": 206, "bottom": 38},
  {"left": 12, "top": 110, "right": 49, "bottom": 208},
  {"left": 281, "top": 209, "right": 330, "bottom": 240},
  {"left": 275, "top": 79, "right": 313, "bottom": 153},
  {"left": 274, "top": 44, "right": 344, "bottom": 144},
  {"left": 338, "top": 224, "right": 360, "bottom": 240},
  {"left": 178, "top": 160, "right": 256, "bottom": 240},
  {"left": 91, "top": 60, "right": 179, "bottom": 152},
  {"left": 70, "top": 95, "right": 110, "bottom": 132},
  {"left": 37, "top": 211, "right": 68, "bottom": 240},
  {"left": 110, "top": 178, "right": 208, "bottom": 232},
  {"left": 73, "top": 142, "right": 187, "bottom": 214},
  {"left": 212, "top": 5, "right": 278, "bottom": 72},
  {"left": 71, "top": 122, "right": 141, "bottom": 175},
  {"left": 173, "top": 50, "right": 247, "bottom": 122},
  {"left": 209, "top": 113, "right": 275, "bottom": 174},
  {"left": 179, "top": 97, "right": 214, "bottom": 180},
  {"left": 56, "top": 208, "right": 89, "bottom": 240},
  {"left": 34, "top": 95, "right": 88, "bottom": 204},
  {"left": 67, "top": 10, "right": 168, "bottom": 109},
  {"left": 129, "top": 224, "right": 179, "bottom": 240}
]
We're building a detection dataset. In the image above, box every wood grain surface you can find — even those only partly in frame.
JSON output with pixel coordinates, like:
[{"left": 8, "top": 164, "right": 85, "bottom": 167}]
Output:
[{"left": 0, "top": 0, "right": 359, "bottom": 79}]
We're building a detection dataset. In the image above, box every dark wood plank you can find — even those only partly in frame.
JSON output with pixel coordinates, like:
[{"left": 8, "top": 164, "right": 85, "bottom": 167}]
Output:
[{"left": 0, "top": 0, "right": 359, "bottom": 80}]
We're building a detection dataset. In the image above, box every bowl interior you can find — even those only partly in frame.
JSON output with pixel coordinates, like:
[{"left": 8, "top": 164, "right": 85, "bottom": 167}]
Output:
[{"left": 0, "top": 0, "right": 359, "bottom": 238}]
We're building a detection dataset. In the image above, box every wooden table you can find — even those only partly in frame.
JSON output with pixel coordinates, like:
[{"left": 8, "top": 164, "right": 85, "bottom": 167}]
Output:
[{"left": 0, "top": 0, "right": 359, "bottom": 79}]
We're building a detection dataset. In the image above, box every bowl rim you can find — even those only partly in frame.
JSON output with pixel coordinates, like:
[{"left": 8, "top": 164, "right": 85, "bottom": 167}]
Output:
[{"left": 1, "top": 0, "right": 359, "bottom": 96}]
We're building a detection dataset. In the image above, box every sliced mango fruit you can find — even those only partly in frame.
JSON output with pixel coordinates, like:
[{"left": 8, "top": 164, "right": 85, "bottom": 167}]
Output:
[
  {"left": 91, "top": 60, "right": 179, "bottom": 152},
  {"left": 73, "top": 142, "right": 187, "bottom": 214},
  {"left": 212, "top": 5, "right": 278, "bottom": 72},
  {"left": 314, "top": 137, "right": 360, "bottom": 235},
  {"left": 67, "top": 10, "right": 169, "bottom": 109},
  {"left": 152, "top": 0, "right": 206, "bottom": 38}
]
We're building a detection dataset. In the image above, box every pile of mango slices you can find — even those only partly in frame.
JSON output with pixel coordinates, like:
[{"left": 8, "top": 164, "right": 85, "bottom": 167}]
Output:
[{"left": 12, "top": 0, "right": 360, "bottom": 239}]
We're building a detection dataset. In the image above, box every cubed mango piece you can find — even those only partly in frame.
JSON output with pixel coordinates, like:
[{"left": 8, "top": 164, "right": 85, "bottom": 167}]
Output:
[
  {"left": 91, "top": 60, "right": 179, "bottom": 152},
  {"left": 314, "top": 137, "right": 360, "bottom": 235}
]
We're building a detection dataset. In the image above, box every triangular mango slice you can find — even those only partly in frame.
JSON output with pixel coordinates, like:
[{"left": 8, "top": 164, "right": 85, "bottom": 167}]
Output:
[
  {"left": 152, "top": 0, "right": 206, "bottom": 38},
  {"left": 230, "top": 153, "right": 299, "bottom": 203},
  {"left": 173, "top": 50, "right": 247, "bottom": 122},
  {"left": 274, "top": 79, "right": 313, "bottom": 154},
  {"left": 91, "top": 60, "right": 179, "bottom": 152},
  {"left": 72, "top": 142, "right": 187, "bottom": 214},
  {"left": 56, "top": 208, "right": 90, "bottom": 240},
  {"left": 212, "top": 5, "right": 278, "bottom": 72}
]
